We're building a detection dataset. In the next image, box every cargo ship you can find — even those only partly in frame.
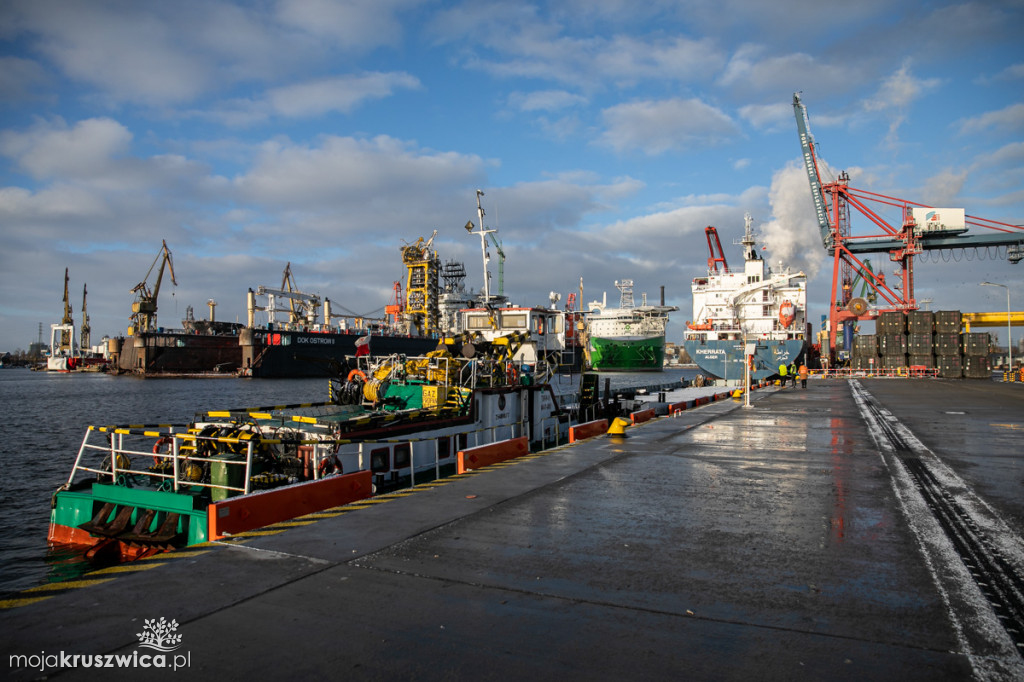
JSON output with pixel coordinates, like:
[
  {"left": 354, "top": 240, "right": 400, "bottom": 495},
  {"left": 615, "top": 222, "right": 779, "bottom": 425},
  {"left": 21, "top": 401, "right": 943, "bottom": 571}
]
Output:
[
  {"left": 683, "top": 214, "right": 807, "bottom": 382},
  {"left": 584, "top": 280, "right": 677, "bottom": 371}
]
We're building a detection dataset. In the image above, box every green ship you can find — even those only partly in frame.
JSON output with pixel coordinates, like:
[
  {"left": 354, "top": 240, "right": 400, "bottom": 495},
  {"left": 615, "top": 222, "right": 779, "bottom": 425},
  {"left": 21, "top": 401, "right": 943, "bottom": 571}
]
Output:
[{"left": 585, "top": 279, "right": 677, "bottom": 371}]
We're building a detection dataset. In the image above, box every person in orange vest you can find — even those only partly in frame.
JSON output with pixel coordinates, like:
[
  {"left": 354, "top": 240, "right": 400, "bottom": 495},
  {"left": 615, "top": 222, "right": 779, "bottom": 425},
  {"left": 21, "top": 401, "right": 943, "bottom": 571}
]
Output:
[{"left": 798, "top": 363, "right": 809, "bottom": 388}]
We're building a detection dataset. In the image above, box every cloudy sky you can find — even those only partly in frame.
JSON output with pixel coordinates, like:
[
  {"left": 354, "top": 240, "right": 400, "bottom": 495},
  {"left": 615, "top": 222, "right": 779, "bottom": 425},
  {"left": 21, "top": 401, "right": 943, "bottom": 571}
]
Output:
[{"left": 2, "top": 0, "right": 1023, "bottom": 354}]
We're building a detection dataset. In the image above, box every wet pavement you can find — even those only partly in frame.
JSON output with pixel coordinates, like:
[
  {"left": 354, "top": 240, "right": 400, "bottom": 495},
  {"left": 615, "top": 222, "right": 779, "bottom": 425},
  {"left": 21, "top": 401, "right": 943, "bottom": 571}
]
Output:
[{"left": 3, "top": 379, "right": 1023, "bottom": 680}]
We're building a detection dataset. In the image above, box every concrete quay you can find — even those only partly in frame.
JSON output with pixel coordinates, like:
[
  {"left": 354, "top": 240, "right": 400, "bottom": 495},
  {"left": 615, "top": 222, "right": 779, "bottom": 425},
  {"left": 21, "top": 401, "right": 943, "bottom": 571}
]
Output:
[{"left": 3, "top": 378, "right": 1023, "bottom": 681}]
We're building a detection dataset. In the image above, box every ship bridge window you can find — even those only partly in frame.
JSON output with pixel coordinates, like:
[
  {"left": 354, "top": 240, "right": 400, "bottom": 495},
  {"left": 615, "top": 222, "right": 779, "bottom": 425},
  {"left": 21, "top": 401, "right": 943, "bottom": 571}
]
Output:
[
  {"left": 393, "top": 443, "right": 410, "bottom": 469},
  {"left": 370, "top": 447, "right": 390, "bottom": 473},
  {"left": 501, "top": 313, "right": 527, "bottom": 329},
  {"left": 466, "top": 314, "right": 492, "bottom": 330}
]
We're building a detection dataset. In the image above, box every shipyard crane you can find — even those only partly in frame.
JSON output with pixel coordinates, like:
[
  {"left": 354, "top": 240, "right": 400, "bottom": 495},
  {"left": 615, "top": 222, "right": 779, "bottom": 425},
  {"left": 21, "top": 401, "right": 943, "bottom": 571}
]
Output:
[
  {"left": 81, "top": 284, "right": 91, "bottom": 350},
  {"left": 793, "top": 93, "right": 1024, "bottom": 359},
  {"left": 57, "top": 268, "right": 74, "bottom": 353},
  {"left": 129, "top": 240, "right": 176, "bottom": 335}
]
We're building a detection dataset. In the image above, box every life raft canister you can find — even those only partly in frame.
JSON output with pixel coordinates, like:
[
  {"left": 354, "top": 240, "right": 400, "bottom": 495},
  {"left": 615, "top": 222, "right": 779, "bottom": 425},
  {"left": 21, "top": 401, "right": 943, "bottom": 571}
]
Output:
[{"left": 779, "top": 300, "right": 795, "bottom": 328}]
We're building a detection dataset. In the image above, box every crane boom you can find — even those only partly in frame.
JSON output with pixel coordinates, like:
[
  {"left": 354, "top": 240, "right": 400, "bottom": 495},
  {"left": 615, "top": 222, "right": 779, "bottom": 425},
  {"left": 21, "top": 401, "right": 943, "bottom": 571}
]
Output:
[
  {"left": 793, "top": 93, "right": 833, "bottom": 249},
  {"left": 129, "top": 240, "right": 177, "bottom": 335}
]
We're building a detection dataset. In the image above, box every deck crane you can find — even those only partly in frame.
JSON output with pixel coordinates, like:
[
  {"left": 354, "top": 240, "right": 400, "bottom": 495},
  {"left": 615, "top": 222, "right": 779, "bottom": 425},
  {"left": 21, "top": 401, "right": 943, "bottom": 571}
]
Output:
[
  {"left": 704, "top": 226, "right": 729, "bottom": 273},
  {"left": 792, "top": 93, "right": 1024, "bottom": 361},
  {"left": 129, "top": 240, "right": 176, "bottom": 336}
]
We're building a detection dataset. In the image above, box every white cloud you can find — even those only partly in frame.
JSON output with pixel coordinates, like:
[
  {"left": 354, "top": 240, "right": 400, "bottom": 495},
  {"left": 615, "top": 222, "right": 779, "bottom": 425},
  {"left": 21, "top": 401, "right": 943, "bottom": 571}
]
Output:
[
  {"left": 266, "top": 72, "right": 422, "bottom": 117},
  {"left": 0, "top": 117, "right": 133, "bottom": 180},
  {"left": 863, "top": 60, "right": 942, "bottom": 146},
  {"left": 758, "top": 161, "right": 826, "bottom": 280},
  {"left": 275, "top": 0, "right": 420, "bottom": 49},
  {"left": 738, "top": 102, "right": 792, "bottom": 132},
  {"left": 598, "top": 98, "right": 738, "bottom": 155},
  {"left": 508, "top": 90, "right": 587, "bottom": 113},
  {"left": 957, "top": 104, "right": 1024, "bottom": 136},
  {"left": 718, "top": 44, "right": 854, "bottom": 95}
]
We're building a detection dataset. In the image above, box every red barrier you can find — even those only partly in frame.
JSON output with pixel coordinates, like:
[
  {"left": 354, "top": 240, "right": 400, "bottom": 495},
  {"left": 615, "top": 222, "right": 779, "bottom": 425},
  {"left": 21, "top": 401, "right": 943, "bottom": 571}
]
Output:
[
  {"left": 630, "top": 408, "right": 656, "bottom": 424},
  {"left": 569, "top": 419, "right": 609, "bottom": 443},
  {"left": 457, "top": 436, "right": 529, "bottom": 474},
  {"left": 208, "top": 470, "right": 372, "bottom": 540}
]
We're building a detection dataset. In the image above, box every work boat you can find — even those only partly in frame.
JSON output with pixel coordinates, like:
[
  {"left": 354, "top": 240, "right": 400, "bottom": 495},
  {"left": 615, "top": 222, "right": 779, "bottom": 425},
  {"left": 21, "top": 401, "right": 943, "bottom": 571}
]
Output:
[{"left": 49, "top": 332, "right": 583, "bottom": 563}]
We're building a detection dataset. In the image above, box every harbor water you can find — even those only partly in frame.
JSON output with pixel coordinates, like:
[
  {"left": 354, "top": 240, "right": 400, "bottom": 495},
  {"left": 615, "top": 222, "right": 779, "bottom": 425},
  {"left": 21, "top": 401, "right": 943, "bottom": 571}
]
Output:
[{"left": 0, "top": 366, "right": 698, "bottom": 597}]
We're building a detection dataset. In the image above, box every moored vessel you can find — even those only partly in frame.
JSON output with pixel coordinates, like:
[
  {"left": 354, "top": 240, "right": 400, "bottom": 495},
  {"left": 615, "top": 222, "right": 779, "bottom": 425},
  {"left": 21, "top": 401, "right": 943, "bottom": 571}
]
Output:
[
  {"left": 49, "top": 332, "right": 584, "bottom": 562},
  {"left": 584, "top": 280, "right": 677, "bottom": 371},
  {"left": 683, "top": 214, "right": 807, "bottom": 381}
]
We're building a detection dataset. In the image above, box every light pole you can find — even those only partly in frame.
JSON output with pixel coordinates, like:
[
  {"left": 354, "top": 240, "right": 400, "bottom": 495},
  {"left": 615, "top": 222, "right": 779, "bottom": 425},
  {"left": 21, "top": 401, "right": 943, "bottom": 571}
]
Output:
[{"left": 980, "top": 282, "right": 1012, "bottom": 373}]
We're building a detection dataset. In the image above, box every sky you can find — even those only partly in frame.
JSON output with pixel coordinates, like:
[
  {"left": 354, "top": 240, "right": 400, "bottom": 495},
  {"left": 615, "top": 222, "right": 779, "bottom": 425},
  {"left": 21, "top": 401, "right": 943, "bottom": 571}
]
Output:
[{"left": 2, "top": 0, "right": 1023, "bottom": 355}]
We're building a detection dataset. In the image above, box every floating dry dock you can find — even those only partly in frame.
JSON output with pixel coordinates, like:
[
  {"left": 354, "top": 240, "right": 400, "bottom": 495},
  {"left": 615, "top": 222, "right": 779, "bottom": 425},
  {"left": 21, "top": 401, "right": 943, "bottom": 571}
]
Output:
[{"left": 3, "top": 379, "right": 1024, "bottom": 681}]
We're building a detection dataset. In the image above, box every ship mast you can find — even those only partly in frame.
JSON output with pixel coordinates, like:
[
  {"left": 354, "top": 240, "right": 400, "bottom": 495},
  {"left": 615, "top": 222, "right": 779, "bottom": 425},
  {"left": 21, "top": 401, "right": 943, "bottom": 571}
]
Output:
[{"left": 472, "top": 189, "right": 495, "bottom": 304}]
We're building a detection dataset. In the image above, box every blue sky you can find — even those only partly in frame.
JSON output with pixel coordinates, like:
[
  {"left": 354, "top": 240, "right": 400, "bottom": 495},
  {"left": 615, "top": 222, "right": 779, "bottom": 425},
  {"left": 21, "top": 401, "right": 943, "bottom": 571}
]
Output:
[{"left": 2, "top": 0, "right": 1023, "bottom": 354}]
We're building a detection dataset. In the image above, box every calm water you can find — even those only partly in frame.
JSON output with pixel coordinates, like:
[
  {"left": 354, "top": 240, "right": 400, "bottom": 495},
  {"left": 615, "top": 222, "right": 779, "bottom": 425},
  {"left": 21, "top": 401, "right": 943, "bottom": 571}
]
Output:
[{"left": 0, "top": 366, "right": 696, "bottom": 596}]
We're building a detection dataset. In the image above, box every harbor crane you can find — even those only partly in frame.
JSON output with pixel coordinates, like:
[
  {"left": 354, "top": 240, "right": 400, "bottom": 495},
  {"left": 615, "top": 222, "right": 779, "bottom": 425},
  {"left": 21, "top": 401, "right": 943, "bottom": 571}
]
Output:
[
  {"left": 57, "top": 268, "right": 74, "bottom": 353},
  {"left": 793, "top": 93, "right": 1024, "bottom": 359},
  {"left": 129, "top": 240, "right": 176, "bottom": 335},
  {"left": 81, "top": 284, "right": 91, "bottom": 350}
]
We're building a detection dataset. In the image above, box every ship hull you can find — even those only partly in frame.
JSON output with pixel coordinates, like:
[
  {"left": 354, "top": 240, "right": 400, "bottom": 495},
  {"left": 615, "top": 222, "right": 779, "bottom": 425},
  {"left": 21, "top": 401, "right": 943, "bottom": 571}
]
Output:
[
  {"left": 588, "top": 335, "right": 665, "bottom": 371},
  {"left": 241, "top": 330, "right": 439, "bottom": 378},
  {"left": 684, "top": 338, "right": 806, "bottom": 382}
]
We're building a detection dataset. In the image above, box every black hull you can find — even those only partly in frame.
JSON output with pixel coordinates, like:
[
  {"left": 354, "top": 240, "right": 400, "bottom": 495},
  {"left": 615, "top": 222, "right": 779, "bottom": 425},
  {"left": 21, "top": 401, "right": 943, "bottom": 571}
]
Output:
[{"left": 241, "top": 330, "right": 439, "bottom": 378}]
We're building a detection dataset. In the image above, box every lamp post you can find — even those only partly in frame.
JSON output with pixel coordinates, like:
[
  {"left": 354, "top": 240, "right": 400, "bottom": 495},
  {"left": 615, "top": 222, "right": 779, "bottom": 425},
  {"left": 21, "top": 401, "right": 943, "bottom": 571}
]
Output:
[{"left": 980, "top": 282, "right": 1012, "bottom": 373}]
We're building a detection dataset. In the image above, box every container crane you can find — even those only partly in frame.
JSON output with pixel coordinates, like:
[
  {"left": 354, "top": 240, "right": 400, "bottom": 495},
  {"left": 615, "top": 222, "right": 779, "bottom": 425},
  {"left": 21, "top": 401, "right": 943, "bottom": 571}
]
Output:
[
  {"left": 792, "top": 93, "right": 1024, "bottom": 359},
  {"left": 129, "top": 240, "right": 176, "bottom": 335}
]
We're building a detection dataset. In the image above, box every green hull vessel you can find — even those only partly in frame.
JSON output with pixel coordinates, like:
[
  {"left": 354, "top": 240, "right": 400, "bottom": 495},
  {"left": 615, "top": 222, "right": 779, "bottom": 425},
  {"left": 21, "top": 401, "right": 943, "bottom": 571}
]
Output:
[{"left": 588, "top": 335, "right": 666, "bottom": 371}]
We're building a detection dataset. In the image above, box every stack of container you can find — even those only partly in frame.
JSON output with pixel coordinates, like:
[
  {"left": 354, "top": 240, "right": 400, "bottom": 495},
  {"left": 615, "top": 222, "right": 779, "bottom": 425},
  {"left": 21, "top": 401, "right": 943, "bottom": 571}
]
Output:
[
  {"left": 962, "top": 332, "right": 992, "bottom": 379},
  {"left": 934, "top": 310, "right": 962, "bottom": 377},
  {"left": 849, "top": 309, "right": 991, "bottom": 378},
  {"left": 851, "top": 334, "right": 878, "bottom": 370},
  {"left": 876, "top": 311, "right": 907, "bottom": 370},
  {"left": 907, "top": 310, "right": 935, "bottom": 368}
]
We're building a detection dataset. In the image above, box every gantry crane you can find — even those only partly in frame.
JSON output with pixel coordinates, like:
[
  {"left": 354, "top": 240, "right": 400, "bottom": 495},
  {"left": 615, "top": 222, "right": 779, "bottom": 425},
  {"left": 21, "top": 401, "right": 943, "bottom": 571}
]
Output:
[
  {"left": 793, "top": 93, "right": 1024, "bottom": 360},
  {"left": 129, "top": 240, "right": 176, "bottom": 335}
]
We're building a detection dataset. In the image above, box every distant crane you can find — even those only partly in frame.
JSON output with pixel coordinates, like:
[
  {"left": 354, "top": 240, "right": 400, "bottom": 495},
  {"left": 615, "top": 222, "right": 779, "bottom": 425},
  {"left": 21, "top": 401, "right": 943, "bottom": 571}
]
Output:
[
  {"left": 58, "top": 268, "right": 74, "bottom": 353},
  {"left": 81, "top": 284, "right": 91, "bottom": 350},
  {"left": 792, "top": 93, "right": 1024, "bottom": 359},
  {"left": 129, "top": 240, "right": 177, "bottom": 335}
]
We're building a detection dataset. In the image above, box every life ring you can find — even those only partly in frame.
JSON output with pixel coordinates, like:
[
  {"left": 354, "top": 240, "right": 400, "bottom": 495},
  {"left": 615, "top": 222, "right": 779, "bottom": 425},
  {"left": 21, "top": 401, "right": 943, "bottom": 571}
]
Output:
[
  {"left": 347, "top": 368, "right": 367, "bottom": 383},
  {"left": 152, "top": 436, "right": 174, "bottom": 465},
  {"left": 317, "top": 455, "right": 342, "bottom": 478}
]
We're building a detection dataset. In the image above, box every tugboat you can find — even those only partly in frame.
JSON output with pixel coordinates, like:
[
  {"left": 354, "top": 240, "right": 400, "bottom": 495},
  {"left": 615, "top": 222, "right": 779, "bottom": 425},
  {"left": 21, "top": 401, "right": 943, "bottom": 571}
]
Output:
[{"left": 683, "top": 214, "right": 808, "bottom": 382}]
